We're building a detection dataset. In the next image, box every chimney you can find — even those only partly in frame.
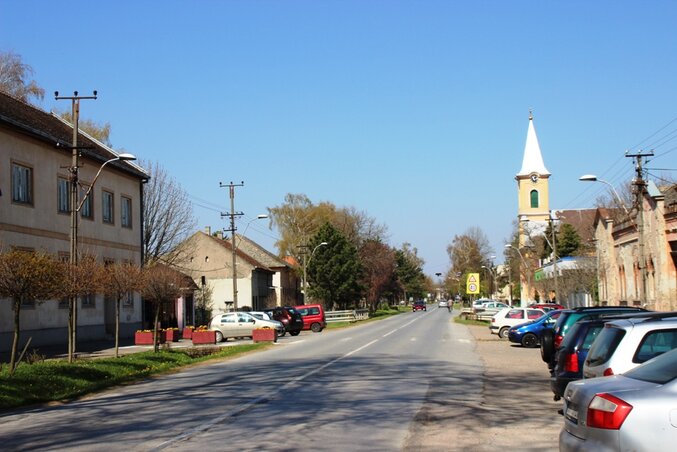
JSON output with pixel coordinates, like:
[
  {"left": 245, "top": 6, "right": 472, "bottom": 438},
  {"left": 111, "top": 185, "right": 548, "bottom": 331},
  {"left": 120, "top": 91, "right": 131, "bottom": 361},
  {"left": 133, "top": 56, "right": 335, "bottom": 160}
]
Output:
[
  {"left": 205, "top": 226, "right": 211, "bottom": 235},
  {"left": 216, "top": 230, "right": 224, "bottom": 240}
]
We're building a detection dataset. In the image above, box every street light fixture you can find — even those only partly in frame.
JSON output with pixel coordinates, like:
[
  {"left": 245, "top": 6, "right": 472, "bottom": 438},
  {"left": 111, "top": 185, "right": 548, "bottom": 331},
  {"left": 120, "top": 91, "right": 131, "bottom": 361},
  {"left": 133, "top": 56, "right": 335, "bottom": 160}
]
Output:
[
  {"left": 579, "top": 174, "right": 630, "bottom": 214},
  {"left": 303, "top": 242, "right": 328, "bottom": 303},
  {"left": 505, "top": 244, "right": 530, "bottom": 306}
]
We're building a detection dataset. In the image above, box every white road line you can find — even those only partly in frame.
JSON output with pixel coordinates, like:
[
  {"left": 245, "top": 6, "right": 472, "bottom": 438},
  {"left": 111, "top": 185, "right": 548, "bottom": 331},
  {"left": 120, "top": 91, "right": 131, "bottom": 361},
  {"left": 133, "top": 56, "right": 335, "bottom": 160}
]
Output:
[{"left": 151, "top": 337, "right": 380, "bottom": 450}]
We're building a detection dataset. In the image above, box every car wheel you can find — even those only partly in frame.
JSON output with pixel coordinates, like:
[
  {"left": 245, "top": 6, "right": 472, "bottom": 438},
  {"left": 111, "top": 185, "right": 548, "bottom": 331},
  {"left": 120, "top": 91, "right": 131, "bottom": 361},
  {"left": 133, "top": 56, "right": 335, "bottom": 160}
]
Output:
[
  {"left": 540, "top": 329, "right": 554, "bottom": 363},
  {"left": 521, "top": 333, "right": 539, "bottom": 348},
  {"left": 498, "top": 327, "right": 510, "bottom": 339},
  {"left": 311, "top": 323, "right": 322, "bottom": 333},
  {"left": 278, "top": 330, "right": 286, "bottom": 337},
  {"left": 214, "top": 331, "right": 224, "bottom": 342},
  {"left": 290, "top": 330, "right": 300, "bottom": 336}
]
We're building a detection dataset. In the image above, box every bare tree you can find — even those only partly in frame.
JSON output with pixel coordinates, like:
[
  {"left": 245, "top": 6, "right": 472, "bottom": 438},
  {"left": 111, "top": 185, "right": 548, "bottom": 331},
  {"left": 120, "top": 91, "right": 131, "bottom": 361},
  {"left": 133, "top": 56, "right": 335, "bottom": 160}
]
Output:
[
  {"left": 56, "top": 109, "right": 112, "bottom": 147},
  {"left": 100, "top": 262, "right": 145, "bottom": 357},
  {"left": 142, "top": 160, "right": 196, "bottom": 265},
  {"left": 141, "top": 264, "right": 189, "bottom": 352},
  {"left": 359, "top": 240, "right": 397, "bottom": 312},
  {"left": 0, "top": 50, "right": 44, "bottom": 103},
  {"left": 0, "top": 250, "right": 62, "bottom": 374}
]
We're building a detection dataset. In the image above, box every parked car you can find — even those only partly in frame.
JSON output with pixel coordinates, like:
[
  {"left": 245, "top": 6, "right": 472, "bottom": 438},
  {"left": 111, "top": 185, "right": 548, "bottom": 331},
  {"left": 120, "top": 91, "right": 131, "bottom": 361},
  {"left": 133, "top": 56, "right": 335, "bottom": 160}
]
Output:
[
  {"left": 294, "top": 304, "right": 327, "bottom": 332},
  {"left": 263, "top": 306, "right": 304, "bottom": 337},
  {"left": 413, "top": 300, "right": 427, "bottom": 312},
  {"left": 508, "top": 309, "right": 562, "bottom": 348},
  {"left": 550, "top": 318, "right": 607, "bottom": 400},
  {"left": 209, "top": 312, "right": 284, "bottom": 342},
  {"left": 560, "top": 347, "right": 677, "bottom": 452},
  {"left": 248, "top": 311, "right": 274, "bottom": 321},
  {"left": 529, "top": 302, "right": 565, "bottom": 312},
  {"left": 540, "top": 306, "right": 648, "bottom": 368},
  {"left": 583, "top": 311, "right": 677, "bottom": 379},
  {"left": 471, "top": 298, "right": 495, "bottom": 310},
  {"left": 489, "top": 307, "right": 545, "bottom": 339},
  {"left": 473, "top": 301, "right": 510, "bottom": 316}
]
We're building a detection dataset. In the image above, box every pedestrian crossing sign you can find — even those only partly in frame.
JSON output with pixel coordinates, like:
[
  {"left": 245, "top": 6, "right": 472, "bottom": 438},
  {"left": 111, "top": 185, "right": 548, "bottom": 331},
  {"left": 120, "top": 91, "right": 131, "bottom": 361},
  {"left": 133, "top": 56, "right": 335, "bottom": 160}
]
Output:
[{"left": 467, "top": 273, "right": 480, "bottom": 294}]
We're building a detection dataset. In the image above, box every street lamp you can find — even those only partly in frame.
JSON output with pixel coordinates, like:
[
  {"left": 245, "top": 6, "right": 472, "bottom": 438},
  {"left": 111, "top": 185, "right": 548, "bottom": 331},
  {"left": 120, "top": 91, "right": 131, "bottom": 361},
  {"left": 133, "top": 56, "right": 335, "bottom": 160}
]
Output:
[
  {"left": 435, "top": 272, "right": 442, "bottom": 300},
  {"left": 579, "top": 174, "right": 630, "bottom": 214},
  {"left": 303, "top": 242, "right": 328, "bottom": 303},
  {"left": 481, "top": 265, "right": 496, "bottom": 298},
  {"left": 505, "top": 244, "right": 530, "bottom": 306}
]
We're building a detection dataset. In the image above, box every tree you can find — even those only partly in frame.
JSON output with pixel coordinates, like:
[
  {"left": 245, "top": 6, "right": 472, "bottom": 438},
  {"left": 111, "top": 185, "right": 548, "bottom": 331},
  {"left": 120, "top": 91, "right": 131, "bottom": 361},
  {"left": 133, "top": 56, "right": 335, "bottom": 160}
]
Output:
[
  {"left": 394, "top": 243, "right": 427, "bottom": 302},
  {"left": 142, "top": 160, "right": 196, "bottom": 265},
  {"left": 141, "top": 264, "right": 188, "bottom": 352},
  {"left": 359, "top": 239, "right": 397, "bottom": 312},
  {"left": 557, "top": 223, "right": 582, "bottom": 257},
  {"left": 307, "top": 223, "right": 363, "bottom": 310},
  {"left": 57, "top": 110, "right": 112, "bottom": 147},
  {"left": 447, "top": 227, "right": 494, "bottom": 275},
  {"left": 0, "top": 250, "right": 62, "bottom": 374},
  {"left": 0, "top": 50, "right": 44, "bottom": 104},
  {"left": 100, "top": 262, "right": 144, "bottom": 358}
]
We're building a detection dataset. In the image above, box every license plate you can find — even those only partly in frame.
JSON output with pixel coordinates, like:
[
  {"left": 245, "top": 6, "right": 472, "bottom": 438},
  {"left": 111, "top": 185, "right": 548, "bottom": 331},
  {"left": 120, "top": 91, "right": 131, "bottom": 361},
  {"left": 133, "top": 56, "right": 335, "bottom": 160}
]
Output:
[{"left": 565, "top": 405, "right": 579, "bottom": 424}]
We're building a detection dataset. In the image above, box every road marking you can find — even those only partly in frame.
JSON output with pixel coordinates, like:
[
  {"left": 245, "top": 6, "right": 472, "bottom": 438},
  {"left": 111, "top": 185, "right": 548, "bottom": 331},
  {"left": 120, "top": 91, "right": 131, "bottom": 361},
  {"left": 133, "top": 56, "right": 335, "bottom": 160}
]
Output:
[{"left": 151, "top": 337, "right": 380, "bottom": 450}]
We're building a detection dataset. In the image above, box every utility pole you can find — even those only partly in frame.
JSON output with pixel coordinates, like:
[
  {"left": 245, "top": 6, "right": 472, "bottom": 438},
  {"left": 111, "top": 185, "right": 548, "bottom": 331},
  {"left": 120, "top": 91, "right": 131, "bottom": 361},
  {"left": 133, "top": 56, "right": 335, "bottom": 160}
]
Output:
[
  {"left": 626, "top": 150, "right": 653, "bottom": 304},
  {"left": 55, "top": 90, "right": 97, "bottom": 363},
  {"left": 550, "top": 210, "right": 559, "bottom": 304},
  {"left": 220, "top": 181, "right": 244, "bottom": 311}
]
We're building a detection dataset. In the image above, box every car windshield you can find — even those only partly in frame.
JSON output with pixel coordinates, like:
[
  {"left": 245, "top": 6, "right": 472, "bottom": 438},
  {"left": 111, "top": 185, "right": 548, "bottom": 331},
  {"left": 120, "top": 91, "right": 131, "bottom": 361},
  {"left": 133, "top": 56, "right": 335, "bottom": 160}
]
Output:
[
  {"left": 586, "top": 326, "right": 626, "bottom": 366},
  {"left": 625, "top": 347, "right": 677, "bottom": 384}
]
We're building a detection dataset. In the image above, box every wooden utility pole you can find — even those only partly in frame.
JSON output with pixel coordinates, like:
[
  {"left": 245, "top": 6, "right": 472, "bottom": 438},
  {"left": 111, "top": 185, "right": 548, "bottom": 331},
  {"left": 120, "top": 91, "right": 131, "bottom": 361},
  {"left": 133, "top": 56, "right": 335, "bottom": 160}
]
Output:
[
  {"left": 220, "top": 181, "right": 244, "bottom": 311},
  {"left": 626, "top": 150, "right": 653, "bottom": 304}
]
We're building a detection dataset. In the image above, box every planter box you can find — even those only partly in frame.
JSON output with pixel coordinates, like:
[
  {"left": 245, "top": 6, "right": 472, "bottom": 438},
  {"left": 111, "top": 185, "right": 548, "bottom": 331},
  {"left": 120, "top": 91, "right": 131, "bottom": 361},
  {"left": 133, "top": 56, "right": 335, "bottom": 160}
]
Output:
[
  {"left": 135, "top": 331, "right": 166, "bottom": 346},
  {"left": 192, "top": 330, "right": 216, "bottom": 345},
  {"left": 165, "top": 329, "right": 181, "bottom": 342},
  {"left": 182, "top": 327, "right": 193, "bottom": 340},
  {"left": 252, "top": 328, "right": 277, "bottom": 343}
]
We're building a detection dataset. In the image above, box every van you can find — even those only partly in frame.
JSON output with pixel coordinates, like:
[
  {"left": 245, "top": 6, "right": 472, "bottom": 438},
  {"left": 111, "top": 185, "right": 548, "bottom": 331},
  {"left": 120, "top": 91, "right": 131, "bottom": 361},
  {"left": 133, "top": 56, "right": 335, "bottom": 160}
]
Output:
[{"left": 294, "top": 304, "right": 326, "bottom": 332}]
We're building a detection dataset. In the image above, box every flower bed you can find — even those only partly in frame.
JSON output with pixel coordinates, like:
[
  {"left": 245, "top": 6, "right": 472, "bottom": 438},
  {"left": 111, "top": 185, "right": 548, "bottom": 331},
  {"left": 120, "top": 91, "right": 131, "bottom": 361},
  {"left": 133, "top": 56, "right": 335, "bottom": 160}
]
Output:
[
  {"left": 192, "top": 329, "right": 216, "bottom": 345},
  {"left": 134, "top": 330, "right": 166, "bottom": 346},
  {"left": 252, "top": 328, "right": 277, "bottom": 343},
  {"left": 165, "top": 328, "right": 181, "bottom": 342},
  {"left": 182, "top": 326, "right": 194, "bottom": 340}
]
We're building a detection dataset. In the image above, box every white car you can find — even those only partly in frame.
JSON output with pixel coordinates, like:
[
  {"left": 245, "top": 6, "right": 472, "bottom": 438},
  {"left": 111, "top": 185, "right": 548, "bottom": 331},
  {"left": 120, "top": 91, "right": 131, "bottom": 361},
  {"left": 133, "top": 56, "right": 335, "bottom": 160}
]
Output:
[
  {"left": 438, "top": 299, "right": 449, "bottom": 308},
  {"left": 583, "top": 311, "right": 677, "bottom": 378},
  {"left": 209, "top": 312, "right": 284, "bottom": 342},
  {"left": 489, "top": 307, "right": 546, "bottom": 339}
]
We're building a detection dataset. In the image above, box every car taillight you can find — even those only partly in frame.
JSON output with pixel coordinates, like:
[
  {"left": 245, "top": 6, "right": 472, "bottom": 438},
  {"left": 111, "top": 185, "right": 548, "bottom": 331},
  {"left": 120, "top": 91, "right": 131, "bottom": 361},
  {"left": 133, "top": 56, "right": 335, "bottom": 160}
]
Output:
[
  {"left": 554, "top": 334, "right": 563, "bottom": 349},
  {"left": 603, "top": 368, "right": 614, "bottom": 376},
  {"left": 564, "top": 352, "right": 579, "bottom": 373},
  {"left": 586, "top": 393, "right": 632, "bottom": 430}
]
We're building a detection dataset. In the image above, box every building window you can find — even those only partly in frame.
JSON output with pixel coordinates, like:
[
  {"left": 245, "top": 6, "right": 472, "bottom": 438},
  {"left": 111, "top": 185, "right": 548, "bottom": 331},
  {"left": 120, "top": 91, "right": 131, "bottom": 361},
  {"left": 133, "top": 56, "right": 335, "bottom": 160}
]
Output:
[
  {"left": 80, "top": 184, "right": 93, "bottom": 220},
  {"left": 123, "top": 291, "right": 134, "bottom": 307},
  {"left": 81, "top": 293, "right": 95, "bottom": 308},
  {"left": 121, "top": 196, "right": 132, "bottom": 228},
  {"left": 57, "top": 177, "right": 70, "bottom": 214},
  {"left": 102, "top": 190, "right": 114, "bottom": 224},
  {"left": 11, "top": 163, "right": 33, "bottom": 204},
  {"left": 530, "top": 190, "right": 539, "bottom": 208}
]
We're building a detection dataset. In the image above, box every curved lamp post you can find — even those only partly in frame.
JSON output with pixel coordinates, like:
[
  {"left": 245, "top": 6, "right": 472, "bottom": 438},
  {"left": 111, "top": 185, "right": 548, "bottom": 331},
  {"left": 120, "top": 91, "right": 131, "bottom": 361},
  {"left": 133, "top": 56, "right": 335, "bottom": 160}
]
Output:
[
  {"left": 303, "top": 242, "right": 328, "bottom": 302},
  {"left": 231, "top": 214, "right": 267, "bottom": 311},
  {"left": 579, "top": 174, "right": 630, "bottom": 214},
  {"left": 505, "top": 244, "right": 530, "bottom": 306}
]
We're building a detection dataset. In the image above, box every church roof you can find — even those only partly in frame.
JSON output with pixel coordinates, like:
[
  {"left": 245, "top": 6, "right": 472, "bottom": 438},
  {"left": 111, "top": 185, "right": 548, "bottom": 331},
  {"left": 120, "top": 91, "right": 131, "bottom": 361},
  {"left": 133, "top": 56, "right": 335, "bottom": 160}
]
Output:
[{"left": 517, "top": 113, "right": 551, "bottom": 177}]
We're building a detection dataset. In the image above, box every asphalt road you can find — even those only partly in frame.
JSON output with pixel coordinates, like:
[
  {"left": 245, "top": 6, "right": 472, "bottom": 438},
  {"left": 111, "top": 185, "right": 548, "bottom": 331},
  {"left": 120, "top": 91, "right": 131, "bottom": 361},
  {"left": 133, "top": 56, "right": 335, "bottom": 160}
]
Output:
[{"left": 0, "top": 308, "right": 561, "bottom": 451}]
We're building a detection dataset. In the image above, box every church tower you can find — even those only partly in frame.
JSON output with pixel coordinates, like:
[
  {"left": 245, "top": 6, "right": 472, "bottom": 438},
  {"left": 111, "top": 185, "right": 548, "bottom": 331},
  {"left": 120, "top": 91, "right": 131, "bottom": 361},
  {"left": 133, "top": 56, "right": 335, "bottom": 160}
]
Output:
[
  {"left": 516, "top": 111, "right": 550, "bottom": 225},
  {"left": 514, "top": 112, "right": 551, "bottom": 304}
]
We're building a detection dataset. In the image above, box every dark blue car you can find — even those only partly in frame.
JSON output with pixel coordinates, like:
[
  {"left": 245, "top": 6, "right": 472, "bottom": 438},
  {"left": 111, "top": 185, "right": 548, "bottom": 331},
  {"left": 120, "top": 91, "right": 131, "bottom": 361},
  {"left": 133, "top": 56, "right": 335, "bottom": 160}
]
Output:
[{"left": 508, "top": 309, "right": 562, "bottom": 348}]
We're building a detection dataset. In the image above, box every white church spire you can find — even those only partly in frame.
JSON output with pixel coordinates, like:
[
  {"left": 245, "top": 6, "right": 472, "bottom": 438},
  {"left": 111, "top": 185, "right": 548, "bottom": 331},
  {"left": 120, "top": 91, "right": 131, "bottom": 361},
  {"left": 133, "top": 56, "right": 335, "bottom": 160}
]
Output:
[{"left": 517, "top": 111, "right": 550, "bottom": 176}]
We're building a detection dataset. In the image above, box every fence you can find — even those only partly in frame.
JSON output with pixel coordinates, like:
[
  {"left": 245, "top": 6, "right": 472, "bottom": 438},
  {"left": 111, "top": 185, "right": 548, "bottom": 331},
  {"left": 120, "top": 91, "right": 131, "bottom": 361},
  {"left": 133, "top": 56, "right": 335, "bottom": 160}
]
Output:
[{"left": 326, "top": 309, "right": 370, "bottom": 323}]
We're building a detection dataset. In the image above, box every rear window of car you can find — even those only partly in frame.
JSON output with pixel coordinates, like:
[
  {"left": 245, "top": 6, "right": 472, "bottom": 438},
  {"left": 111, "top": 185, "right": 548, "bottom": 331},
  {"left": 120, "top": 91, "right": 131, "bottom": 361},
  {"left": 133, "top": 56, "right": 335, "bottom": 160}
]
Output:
[
  {"left": 634, "top": 329, "right": 677, "bottom": 363},
  {"left": 625, "top": 348, "right": 677, "bottom": 384},
  {"left": 506, "top": 309, "right": 525, "bottom": 319},
  {"left": 586, "top": 326, "right": 626, "bottom": 366},
  {"left": 581, "top": 325, "right": 604, "bottom": 350},
  {"left": 527, "top": 309, "right": 544, "bottom": 319}
]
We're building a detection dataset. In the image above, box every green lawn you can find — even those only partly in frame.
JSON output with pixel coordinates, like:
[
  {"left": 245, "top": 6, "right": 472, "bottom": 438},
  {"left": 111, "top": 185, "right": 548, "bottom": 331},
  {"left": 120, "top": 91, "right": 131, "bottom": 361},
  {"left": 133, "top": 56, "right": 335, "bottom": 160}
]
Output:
[{"left": 0, "top": 344, "right": 267, "bottom": 410}]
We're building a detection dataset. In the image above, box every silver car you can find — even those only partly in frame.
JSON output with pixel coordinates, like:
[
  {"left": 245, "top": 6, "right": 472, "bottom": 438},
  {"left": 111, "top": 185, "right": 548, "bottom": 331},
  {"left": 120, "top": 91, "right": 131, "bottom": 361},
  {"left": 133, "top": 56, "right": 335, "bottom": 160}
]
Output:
[
  {"left": 209, "top": 312, "right": 284, "bottom": 342},
  {"left": 560, "top": 347, "right": 677, "bottom": 451}
]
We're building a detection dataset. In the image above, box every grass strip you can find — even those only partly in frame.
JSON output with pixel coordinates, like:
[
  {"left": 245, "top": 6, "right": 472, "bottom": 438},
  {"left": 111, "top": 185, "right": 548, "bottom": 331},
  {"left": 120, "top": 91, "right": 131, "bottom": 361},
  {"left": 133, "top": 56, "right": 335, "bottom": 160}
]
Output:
[{"left": 0, "top": 343, "right": 267, "bottom": 410}]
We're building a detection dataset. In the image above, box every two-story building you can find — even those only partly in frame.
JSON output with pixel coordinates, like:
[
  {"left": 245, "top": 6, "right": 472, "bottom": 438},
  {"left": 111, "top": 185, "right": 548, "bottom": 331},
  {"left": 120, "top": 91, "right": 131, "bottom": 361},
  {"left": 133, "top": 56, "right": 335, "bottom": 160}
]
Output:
[{"left": 0, "top": 91, "right": 149, "bottom": 351}]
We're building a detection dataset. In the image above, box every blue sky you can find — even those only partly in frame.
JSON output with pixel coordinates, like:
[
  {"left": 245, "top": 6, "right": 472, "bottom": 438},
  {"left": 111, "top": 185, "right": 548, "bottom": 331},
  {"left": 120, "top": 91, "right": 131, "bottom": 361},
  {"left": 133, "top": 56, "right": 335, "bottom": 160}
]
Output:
[{"left": 3, "top": 1, "right": 676, "bottom": 274}]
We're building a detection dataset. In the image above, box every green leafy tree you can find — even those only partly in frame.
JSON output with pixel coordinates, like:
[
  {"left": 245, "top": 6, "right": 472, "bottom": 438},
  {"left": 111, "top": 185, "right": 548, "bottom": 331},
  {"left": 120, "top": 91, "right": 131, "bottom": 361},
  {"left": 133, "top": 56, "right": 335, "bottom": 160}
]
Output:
[
  {"left": 557, "top": 223, "right": 582, "bottom": 257},
  {"left": 0, "top": 250, "right": 62, "bottom": 374},
  {"left": 307, "top": 223, "right": 363, "bottom": 310},
  {"left": 394, "top": 244, "right": 427, "bottom": 302}
]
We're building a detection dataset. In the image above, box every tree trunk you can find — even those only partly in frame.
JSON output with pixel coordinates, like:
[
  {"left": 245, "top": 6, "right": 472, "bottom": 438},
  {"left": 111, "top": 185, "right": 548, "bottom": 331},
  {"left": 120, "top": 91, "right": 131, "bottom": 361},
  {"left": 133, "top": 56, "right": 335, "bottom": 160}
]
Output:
[
  {"left": 115, "top": 296, "right": 121, "bottom": 358},
  {"left": 9, "top": 298, "right": 21, "bottom": 375},
  {"left": 67, "top": 297, "right": 74, "bottom": 363},
  {"left": 153, "top": 302, "right": 161, "bottom": 353}
]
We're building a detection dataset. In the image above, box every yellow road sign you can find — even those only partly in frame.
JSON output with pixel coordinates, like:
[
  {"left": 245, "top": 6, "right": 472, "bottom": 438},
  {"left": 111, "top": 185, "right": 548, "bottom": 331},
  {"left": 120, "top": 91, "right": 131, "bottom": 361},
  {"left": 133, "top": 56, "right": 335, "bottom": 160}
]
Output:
[{"left": 467, "top": 273, "right": 480, "bottom": 294}]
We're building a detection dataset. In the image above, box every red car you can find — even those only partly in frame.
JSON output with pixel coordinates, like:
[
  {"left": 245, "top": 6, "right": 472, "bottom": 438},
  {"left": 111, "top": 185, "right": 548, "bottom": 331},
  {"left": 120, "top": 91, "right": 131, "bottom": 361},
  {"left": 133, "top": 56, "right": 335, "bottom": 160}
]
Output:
[
  {"left": 294, "top": 304, "right": 326, "bottom": 332},
  {"left": 530, "top": 302, "right": 565, "bottom": 311},
  {"left": 412, "top": 300, "right": 427, "bottom": 311}
]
